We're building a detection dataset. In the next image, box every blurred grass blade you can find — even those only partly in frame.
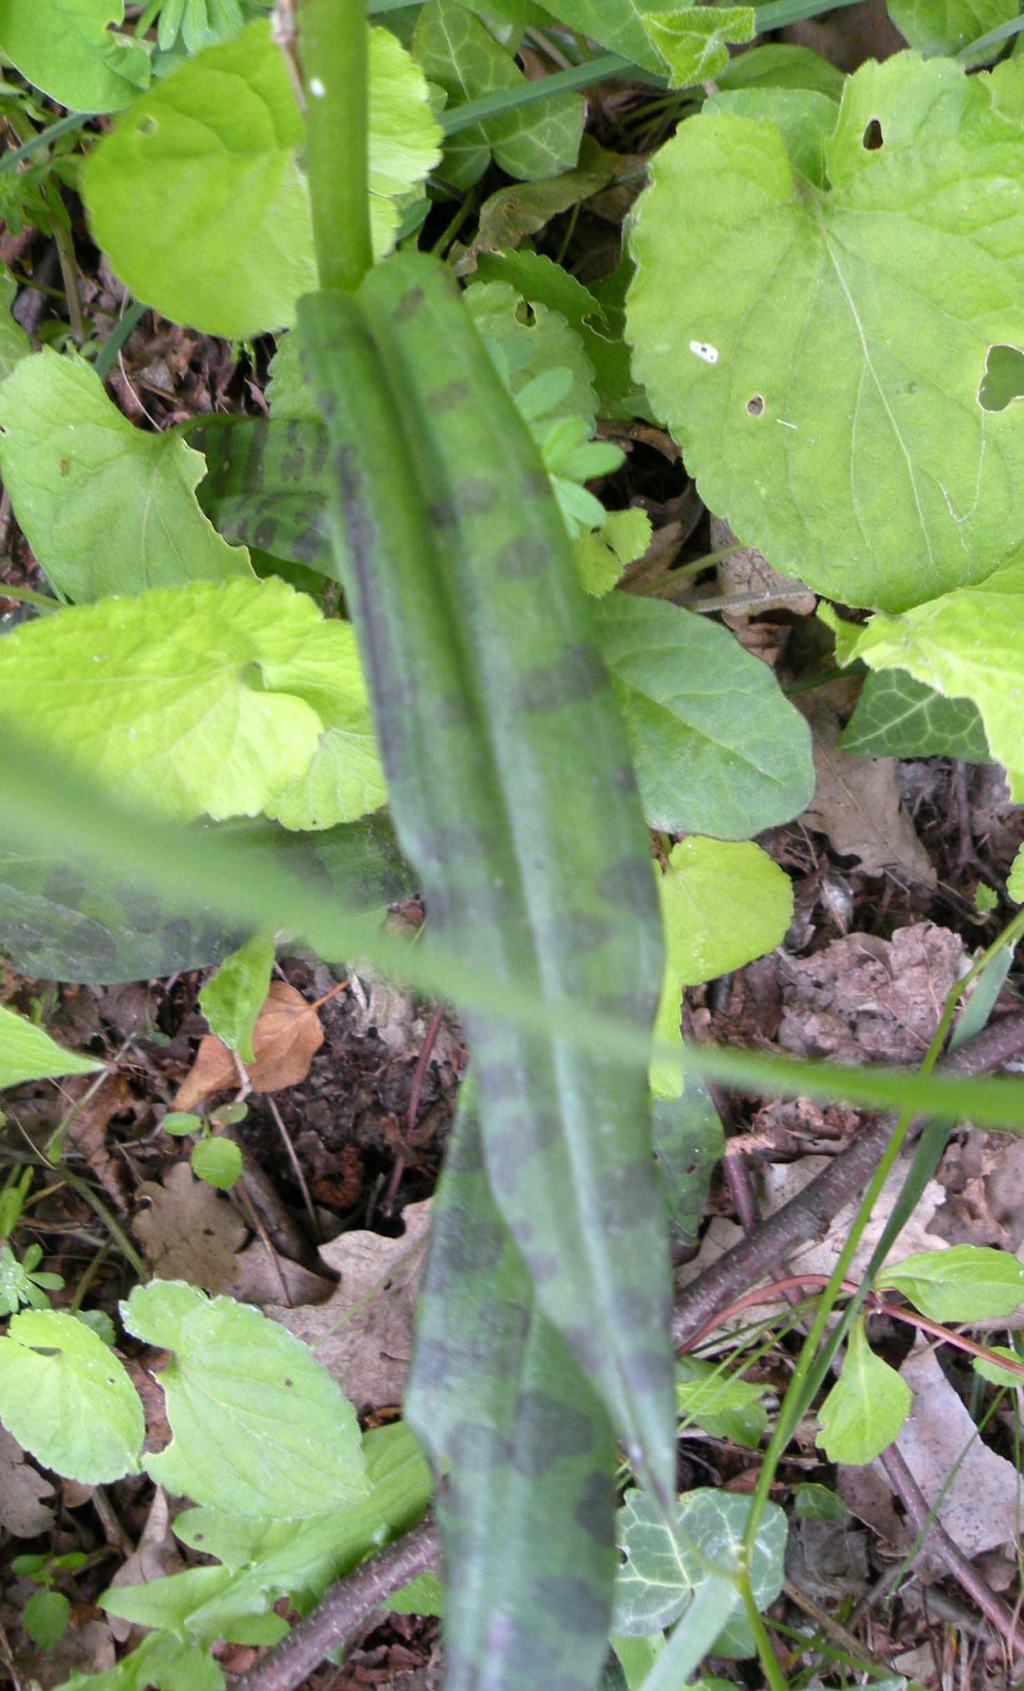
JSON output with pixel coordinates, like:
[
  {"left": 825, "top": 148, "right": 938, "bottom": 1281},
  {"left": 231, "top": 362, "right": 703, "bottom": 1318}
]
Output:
[
  {"left": 639, "top": 1577, "right": 739, "bottom": 1691},
  {"left": 406, "top": 1094, "right": 620, "bottom": 1691}
]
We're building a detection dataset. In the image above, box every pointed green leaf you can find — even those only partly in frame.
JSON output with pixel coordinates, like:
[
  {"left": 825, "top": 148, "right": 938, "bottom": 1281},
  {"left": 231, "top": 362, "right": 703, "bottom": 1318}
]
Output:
[
  {"left": 675, "top": 1359, "right": 769, "bottom": 1447},
  {"left": 120, "top": 1281, "right": 368, "bottom": 1517},
  {"left": 528, "top": 0, "right": 667, "bottom": 72},
  {"left": 822, "top": 557, "right": 1024, "bottom": 796},
  {"left": 199, "top": 932, "right": 275, "bottom": 1063},
  {"left": 839, "top": 669, "right": 989, "bottom": 763},
  {"left": 816, "top": 1319, "right": 911, "bottom": 1464},
  {"left": 0, "top": 0, "right": 149, "bottom": 112},
  {"left": 0, "top": 351, "right": 250, "bottom": 602},
  {"left": 0, "top": 1309, "right": 143, "bottom": 1484},
  {"left": 82, "top": 21, "right": 441, "bottom": 338},
  {"left": 406, "top": 1097, "right": 621, "bottom": 1691},
  {"left": 414, "top": 0, "right": 582, "bottom": 186},
  {"left": 0, "top": 578, "right": 383, "bottom": 826},
  {"left": 595, "top": 594, "right": 814, "bottom": 836},
  {"left": 0, "top": 1003, "right": 103, "bottom": 1088},
  {"left": 627, "top": 54, "right": 1024, "bottom": 612},
  {"left": 877, "top": 1245, "right": 1024, "bottom": 1322}
]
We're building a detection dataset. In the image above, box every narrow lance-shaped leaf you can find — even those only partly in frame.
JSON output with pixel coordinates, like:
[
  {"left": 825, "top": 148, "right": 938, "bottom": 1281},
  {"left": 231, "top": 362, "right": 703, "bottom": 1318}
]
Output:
[
  {"left": 406, "top": 1094, "right": 621, "bottom": 1691},
  {"left": 298, "top": 251, "right": 675, "bottom": 1496}
]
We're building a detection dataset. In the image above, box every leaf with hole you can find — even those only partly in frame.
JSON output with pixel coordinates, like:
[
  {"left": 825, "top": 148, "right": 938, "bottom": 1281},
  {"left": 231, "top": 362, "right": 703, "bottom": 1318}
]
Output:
[
  {"left": 816, "top": 1318, "right": 911, "bottom": 1464},
  {"left": 627, "top": 53, "right": 1024, "bottom": 612},
  {"left": 82, "top": 20, "right": 441, "bottom": 338},
  {"left": 0, "top": 578, "right": 384, "bottom": 827},
  {"left": 595, "top": 593, "right": 814, "bottom": 836},
  {"left": 0, "top": 351, "right": 251, "bottom": 602},
  {"left": 120, "top": 1280, "right": 368, "bottom": 1517},
  {"left": 0, "top": 1310, "right": 143, "bottom": 1484},
  {"left": 823, "top": 554, "right": 1024, "bottom": 797}
]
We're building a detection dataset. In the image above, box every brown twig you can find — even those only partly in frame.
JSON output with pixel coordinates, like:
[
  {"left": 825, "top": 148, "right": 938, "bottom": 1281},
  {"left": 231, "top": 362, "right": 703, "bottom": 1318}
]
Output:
[
  {"left": 673, "top": 1014, "right": 1024, "bottom": 1350},
  {"left": 234, "top": 1517, "right": 439, "bottom": 1691},
  {"left": 878, "top": 1443, "right": 1024, "bottom": 1662}
]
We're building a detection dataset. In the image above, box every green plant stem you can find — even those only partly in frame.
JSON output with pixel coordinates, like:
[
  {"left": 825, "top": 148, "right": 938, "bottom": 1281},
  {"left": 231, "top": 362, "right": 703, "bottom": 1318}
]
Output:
[
  {"left": 0, "top": 584, "right": 62, "bottom": 613},
  {"left": 299, "top": 0, "right": 372, "bottom": 293},
  {"left": 441, "top": 54, "right": 653, "bottom": 134},
  {"left": 95, "top": 299, "right": 148, "bottom": 382}
]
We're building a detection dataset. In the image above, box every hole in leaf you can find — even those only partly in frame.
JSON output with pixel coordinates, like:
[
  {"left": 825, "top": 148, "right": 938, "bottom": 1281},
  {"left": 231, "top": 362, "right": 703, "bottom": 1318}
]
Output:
[
  {"left": 978, "top": 344, "right": 1024, "bottom": 412},
  {"left": 861, "top": 119, "right": 883, "bottom": 150},
  {"left": 746, "top": 395, "right": 764, "bottom": 416}
]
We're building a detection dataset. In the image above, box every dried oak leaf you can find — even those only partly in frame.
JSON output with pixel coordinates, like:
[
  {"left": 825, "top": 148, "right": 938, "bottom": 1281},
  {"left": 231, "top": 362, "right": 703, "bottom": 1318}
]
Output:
[
  {"left": 0, "top": 1427, "right": 55, "bottom": 1537},
  {"left": 132, "top": 1162, "right": 246, "bottom": 1291},
  {"left": 799, "top": 697, "right": 935, "bottom": 883},
  {"left": 174, "top": 981, "right": 325, "bottom": 1109},
  {"left": 269, "top": 1200, "right": 432, "bottom": 1410}
]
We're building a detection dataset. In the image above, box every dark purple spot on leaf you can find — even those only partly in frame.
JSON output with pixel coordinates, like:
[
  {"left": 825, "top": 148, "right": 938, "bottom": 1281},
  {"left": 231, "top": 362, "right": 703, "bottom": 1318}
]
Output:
[
  {"left": 513, "top": 1391, "right": 594, "bottom": 1472},
  {"left": 430, "top": 381, "right": 469, "bottom": 412},
  {"left": 496, "top": 537, "right": 552, "bottom": 579},
  {"left": 533, "top": 1576, "right": 610, "bottom": 1637},
  {"left": 516, "top": 644, "right": 608, "bottom": 713},
  {"left": 393, "top": 286, "right": 425, "bottom": 322},
  {"left": 575, "top": 1470, "right": 617, "bottom": 1543}
]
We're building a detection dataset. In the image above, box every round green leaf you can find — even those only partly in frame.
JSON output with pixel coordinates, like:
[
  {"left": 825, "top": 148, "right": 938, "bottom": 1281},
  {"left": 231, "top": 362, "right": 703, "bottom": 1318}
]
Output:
[
  {"left": 0, "top": 1002, "right": 103, "bottom": 1089},
  {"left": 24, "top": 1589, "right": 70, "bottom": 1649},
  {"left": 0, "top": 1310, "right": 143, "bottom": 1484},
  {"left": 120, "top": 1281, "right": 368, "bottom": 1517},
  {"left": 190, "top": 1136, "right": 243, "bottom": 1190},
  {"left": 627, "top": 54, "right": 1024, "bottom": 611},
  {"left": 0, "top": 577, "right": 384, "bottom": 827},
  {"left": 82, "top": 20, "right": 440, "bottom": 338},
  {"left": 596, "top": 594, "right": 813, "bottom": 836},
  {"left": 659, "top": 837, "right": 793, "bottom": 988},
  {"left": 0, "top": 0, "right": 149, "bottom": 113}
]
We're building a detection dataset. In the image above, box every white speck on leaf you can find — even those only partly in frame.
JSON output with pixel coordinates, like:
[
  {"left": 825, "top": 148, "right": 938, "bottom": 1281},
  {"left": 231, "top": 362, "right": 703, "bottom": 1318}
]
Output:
[
  {"left": 310, "top": 76, "right": 326, "bottom": 97},
  {"left": 689, "top": 340, "right": 719, "bottom": 364}
]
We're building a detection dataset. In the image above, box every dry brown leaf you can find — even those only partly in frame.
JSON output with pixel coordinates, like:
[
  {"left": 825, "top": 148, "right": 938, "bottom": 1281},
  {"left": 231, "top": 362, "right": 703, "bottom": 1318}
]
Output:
[
  {"left": 0, "top": 1427, "right": 55, "bottom": 1537},
  {"left": 269, "top": 1199, "right": 432, "bottom": 1409},
  {"left": 761, "top": 1153, "right": 949, "bottom": 1282},
  {"left": 105, "top": 1489, "right": 182, "bottom": 1644},
  {"left": 226, "top": 1240, "right": 335, "bottom": 1309},
  {"left": 174, "top": 981, "right": 326, "bottom": 1109},
  {"left": 711, "top": 517, "right": 816, "bottom": 618},
  {"left": 63, "top": 1072, "right": 139, "bottom": 1215},
  {"left": 132, "top": 1161, "right": 246, "bottom": 1290},
  {"left": 778, "top": 924, "right": 966, "bottom": 1066},
  {"left": 799, "top": 698, "right": 935, "bottom": 883}
]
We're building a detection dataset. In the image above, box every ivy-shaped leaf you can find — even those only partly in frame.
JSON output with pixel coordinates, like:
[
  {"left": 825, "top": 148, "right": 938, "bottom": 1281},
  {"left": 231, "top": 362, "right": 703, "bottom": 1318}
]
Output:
[
  {"left": 120, "top": 1281, "right": 368, "bottom": 1517},
  {"left": 82, "top": 21, "right": 441, "bottom": 338},
  {"left": 0, "top": 578, "right": 384, "bottom": 828},
  {"left": 614, "top": 1486, "right": 787, "bottom": 1657},
  {"left": 839, "top": 669, "right": 989, "bottom": 763},
  {"left": 627, "top": 54, "right": 1024, "bottom": 612},
  {"left": 0, "top": 0, "right": 150, "bottom": 112},
  {"left": 816, "top": 1318, "right": 911, "bottom": 1464},
  {"left": 414, "top": 0, "right": 582, "bottom": 186},
  {"left": 0, "top": 1310, "right": 144, "bottom": 1484},
  {"left": 0, "top": 351, "right": 251, "bottom": 602},
  {"left": 822, "top": 554, "right": 1024, "bottom": 797},
  {"left": 0, "top": 1003, "right": 103, "bottom": 1088}
]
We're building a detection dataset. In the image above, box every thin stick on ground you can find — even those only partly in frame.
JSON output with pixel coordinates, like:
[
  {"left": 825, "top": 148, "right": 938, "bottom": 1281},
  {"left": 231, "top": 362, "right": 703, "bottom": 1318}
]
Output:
[{"left": 234, "top": 1517, "right": 439, "bottom": 1691}]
